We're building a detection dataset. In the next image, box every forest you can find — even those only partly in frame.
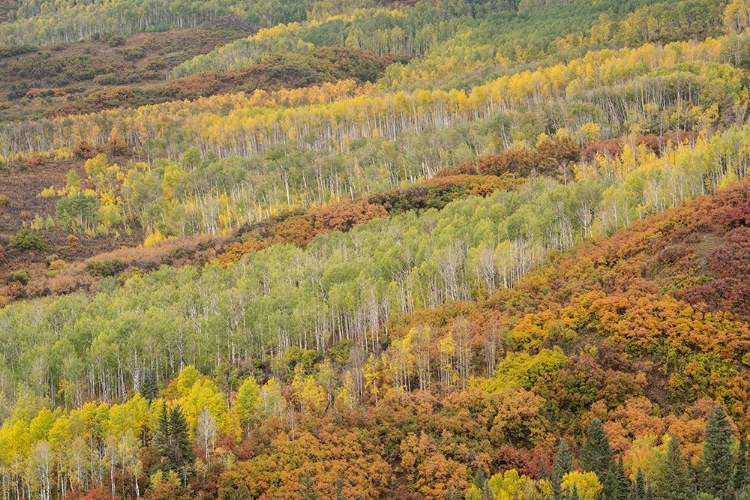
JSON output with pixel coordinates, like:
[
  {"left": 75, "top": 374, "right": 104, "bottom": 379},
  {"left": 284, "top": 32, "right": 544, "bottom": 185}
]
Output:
[{"left": 0, "top": 0, "right": 749, "bottom": 499}]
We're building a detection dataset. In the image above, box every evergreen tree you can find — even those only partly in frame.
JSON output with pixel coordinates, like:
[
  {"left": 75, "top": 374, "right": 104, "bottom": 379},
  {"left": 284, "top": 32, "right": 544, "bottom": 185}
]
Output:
[
  {"left": 301, "top": 470, "right": 320, "bottom": 500},
  {"left": 612, "top": 455, "right": 630, "bottom": 500},
  {"left": 644, "top": 483, "right": 653, "bottom": 500},
  {"left": 735, "top": 437, "right": 748, "bottom": 493},
  {"left": 445, "top": 485, "right": 464, "bottom": 500},
  {"left": 152, "top": 405, "right": 173, "bottom": 473},
  {"left": 169, "top": 406, "right": 194, "bottom": 463},
  {"left": 700, "top": 405, "right": 734, "bottom": 500},
  {"left": 582, "top": 419, "right": 614, "bottom": 478},
  {"left": 600, "top": 455, "right": 629, "bottom": 500},
  {"left": 553, "top": 439, "right": 574, "bottom": 500},
  {"left": 169, "top": 405, "right": 194, "bottom": 483},
  {"left": 474, "top": 467, "right": 487, "bottom": 490},
  {"left": 152, "top": 405, "right": 194, "bottom": 479},
  {"left": 633, "top": 469, "right": 647, "bottom": 500},
  {"left": 602, "top": 471, "right": 619, "bottom": 500},
  {"left": 654, "top": 436, "right": 694, "bottom": 500},
  {"left": 538, "top": 465, "right": 549, "bottom": 481},
  {"left": 140, "top": 370, "right": 159, "bottom": 402}
]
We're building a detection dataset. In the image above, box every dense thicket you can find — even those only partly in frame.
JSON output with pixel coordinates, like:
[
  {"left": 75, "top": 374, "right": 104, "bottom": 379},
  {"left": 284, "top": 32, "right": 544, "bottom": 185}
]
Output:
[
  {"left": 0, "top": 0, "right": 749, "bottom": 499},
  {"left": 0, "top": 178, "right": 747, "bottom": 499}
]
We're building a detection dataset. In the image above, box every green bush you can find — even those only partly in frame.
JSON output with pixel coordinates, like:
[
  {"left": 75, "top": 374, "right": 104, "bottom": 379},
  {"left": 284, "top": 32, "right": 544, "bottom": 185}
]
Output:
[
  {"left": 9, "top": 229, "right": 49, "bottom": 252},
  {"left": 105, "top": 33, "right": 126, "bottom": 47},
  {"left": 85, "top": 259, "right": 127, "bottom": 277},
  {"left": 0, "top": 45, "right": 37, "bottom": 58},
  {"left": 8, "top": 270, "right": 30, "bottom": 285}
]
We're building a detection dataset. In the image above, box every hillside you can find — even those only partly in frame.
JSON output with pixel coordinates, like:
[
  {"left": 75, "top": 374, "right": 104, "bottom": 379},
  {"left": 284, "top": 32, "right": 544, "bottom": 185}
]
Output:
[
  {"left": 0, "top": 17, "right": 255, "bottom": 122},
  {"left": 0, "top": 0, "right": 749, "bottom": 499},
  {"left": 0, "top": 180, "right": 746, "bottom": 499}
]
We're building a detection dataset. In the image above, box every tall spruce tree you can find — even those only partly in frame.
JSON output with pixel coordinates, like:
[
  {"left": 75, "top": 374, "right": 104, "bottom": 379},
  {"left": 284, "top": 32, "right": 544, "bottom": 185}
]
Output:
[
  {"left": 553, "top": 439, "right": 574, "bottom": 500},
  {"left": 169, "top": 405, "right": 194, "bottom": 477},
  {"left": 608, "top": 455, "right": 629, "bottom": 500},
  {"left": 446, "top": 485, "right": 464, "bottom": 500},
  {"left": 152, "top": 405, "right": 173, "bottom": 473},
  {"left": 654, "top": 436, "right": 694, "bottom": 500},
  {"left": 735, "top": 437, "right": 748, "bottom": 493},
  {"left": 700, "top": 405, "right": 734, "bottom": 500},
  {"left": 443, "top": 485, "right": 453, "bottom": 500},
  {"left": 474, "top": 467, "right": 487, "bottom": 491},
  {"left": 152, "top": 405, "right": 194, "bottom": 480},
  {"left": 140, "top": 371, "right": 159, "bottom": 402},
  {"left": 301, "top": 470, "right": 320, "bottom": 500},
  {"left": 602, "top": 471, "right": 619, "bottom": 500},
  {"left": 644, "top": 483, "right": 653, "bottom": 500},
  {"left": 582, "top": 419, "right": 614, "bottom": 478},
  {"left": 633, "top": 469, "right": 647, "bottom": 500}
]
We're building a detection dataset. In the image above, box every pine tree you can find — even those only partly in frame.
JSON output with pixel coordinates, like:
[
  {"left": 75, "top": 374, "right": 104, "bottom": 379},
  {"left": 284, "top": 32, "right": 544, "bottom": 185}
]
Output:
[
  {"left": 169, "top": 405, "right": 194, "bottom": 476},
  {"left": 140, "top": 371, "right": 159, "bottom": 402},
  {"left": 601, "top": 455, "right": 629, "bottom": 500},
  {"left": 474, "top": 467, "right": 487, "bottom": 490},
  {"left": 613, "top": 455, "right": 630, "bottom": 500},
  {"left": 152, "top": 405, "right": 173, "bottom": 473},
  {"left": 654, "top": 436, "right": 694, "bottom": 500},
  {"left": 553, "top": 439, "right": 574, "bottom": 500},
  {"left": 644, "top": 483, "right": 653, "bottom": 500},
  {"left": 735, "top": 437, "right": 748, "bottom": 493},
  {"left": 700, "top": 405, "right": 734, "bottom": 500},
  {"left": 582, "top": 419, "right": 614, "bottom": 479},
  {"left": 152, "top": 404, "right": 194, "bottom": 479},
  {"left": 445, "top": 485, "right": 464, "bottom": 500},
  {"left": 633, "top": 469, "right": 647, "bottom": 500},
  {"left": 301, "top": 470, "right": 320, "bottom": 500},
  {"left": 602, "top": 471, "right": 619, "bottom": 500}
]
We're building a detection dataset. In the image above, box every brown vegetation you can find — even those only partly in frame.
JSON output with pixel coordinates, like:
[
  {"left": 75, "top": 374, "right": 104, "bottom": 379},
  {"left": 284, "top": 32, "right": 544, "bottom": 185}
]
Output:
[
  {"left": 49, "top": 47, "right": 404, "bottom": 117},
  {"left": 0, "top": 18, "right": 255, "bottom": 123}
]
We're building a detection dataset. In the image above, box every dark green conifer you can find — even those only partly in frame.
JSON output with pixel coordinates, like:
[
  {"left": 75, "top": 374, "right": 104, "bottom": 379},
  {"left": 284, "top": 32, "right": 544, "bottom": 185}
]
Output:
[
  {"left": 654, "top": 436, "right": 694, "bottom": 500},
  {"left": 700, "top": 405, "right": 734, "bottom": 500},
  {"left": 633, "top": 469, "right": 647, "bottom": 500},
  {"left": 735, "top": 436, "right": 748, "bottom": 493},
  {"left": 152, "top": 404, "right": 195, "bottom": 480},
  {"left": 613, "top": 455, "right": 630, "bottom": 500},
  {"left": 170, "top": 405, "right": 194, "bottom": 466},
  {"left": 582, "top": 419, "right": 614, "bottom": 478},
  {"left": 443, "top": 485, "right": 453, "bottom": 500},
  {"left": 301, "top": 470, "right": 320, "bottom": 500},
  {"left": 553, "top": 439, "right": 573, "bottom": 500},
  {"left": 602, "top": 470, "right": 618, "bottom": 500},
  {"left": 474, "top": 467, "right": 487, "bottom": 490},
  {"left": 152, "top": 404, "right": 172, "bottom": 473},
  {"left": 140, "top": 370, "right": 159, "bottom": 402},
  {"left": 444, "top": 485, "right": 462, "bottom": 500}
]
